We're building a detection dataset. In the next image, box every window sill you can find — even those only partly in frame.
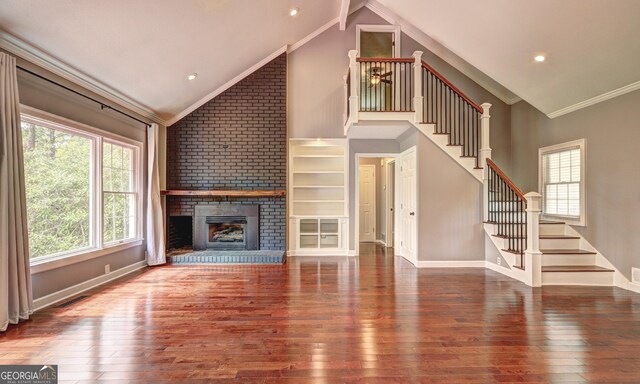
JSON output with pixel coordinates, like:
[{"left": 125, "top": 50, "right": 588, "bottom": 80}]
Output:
[{"left": 30, "top": 239, "right": 144, "bottom": 274}]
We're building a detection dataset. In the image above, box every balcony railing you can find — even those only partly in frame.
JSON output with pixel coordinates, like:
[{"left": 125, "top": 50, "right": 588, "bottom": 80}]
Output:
[{"left": 344, "top": 50, "right": 492, "bottom": 169}]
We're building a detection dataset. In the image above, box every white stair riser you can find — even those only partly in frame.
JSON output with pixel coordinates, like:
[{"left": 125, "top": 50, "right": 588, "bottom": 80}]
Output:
[
  {"left": 542, "top": 271, "right": 614, "bottom": 286},
  {"left": 539, "top": 224, "right": 566, "bottom": 236},
  {"left": 494, "top": 237, "right": 525, "bottom": 251},
  {"left": 542, "top": 254, "right": 596, "bottom": 266},
  {"left": 540, "top": 238, "right": 581, "bottom": 249}
]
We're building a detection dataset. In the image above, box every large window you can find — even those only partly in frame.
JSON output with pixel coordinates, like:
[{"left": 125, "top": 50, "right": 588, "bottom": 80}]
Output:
[
  {"left": 21, "top": 108, "right": 143, "bottom": 265},
  {"left": 539, "top": 139, "right": 586, "bottom": 226}
]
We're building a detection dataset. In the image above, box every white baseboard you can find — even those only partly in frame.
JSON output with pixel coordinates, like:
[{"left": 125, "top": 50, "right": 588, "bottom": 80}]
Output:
[
  {"left": 33, "top": 260, "right": 147, "bottom": 311},
  {"left": 287, "top": 250, "right": 350, "bottom": 257},
  {"left": 417, "top": 260, "right": 485, "bottom": 268}
]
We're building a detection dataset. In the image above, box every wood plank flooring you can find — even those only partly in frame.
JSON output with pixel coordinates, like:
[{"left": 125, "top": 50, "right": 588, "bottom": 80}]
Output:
[{"left": 1, "top": 243, "right": 640, "bottom": 383}]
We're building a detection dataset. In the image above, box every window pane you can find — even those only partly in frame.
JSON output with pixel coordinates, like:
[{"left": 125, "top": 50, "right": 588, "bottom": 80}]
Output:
[
  {"left": 103, "top": 141, "right": 136, "bottom": 244},
  {"left": 21, "top": 121, "right": 92, "bottom": 258},
  {"left": 542, "top": 146, "right": 583, "bottom": 219}
]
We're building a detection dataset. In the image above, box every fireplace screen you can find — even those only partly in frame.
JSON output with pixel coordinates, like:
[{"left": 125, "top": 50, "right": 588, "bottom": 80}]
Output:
[
  {"left": 209, "top": 223, "right": 245, "bottom": 244},
  {"left": 205, "top": 216, "right": 247, "bottom": 249}
]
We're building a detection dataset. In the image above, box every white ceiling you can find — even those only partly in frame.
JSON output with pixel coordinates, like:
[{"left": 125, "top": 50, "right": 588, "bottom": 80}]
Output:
[
  {"left": 2, "top": 0, "right": 640, "bottom": 122},
  {"left": 0, "top": 0, "right": 342, "bottom": 123},
  {"left": 375, "top": 0, "right": 640, "bottom": 116}
]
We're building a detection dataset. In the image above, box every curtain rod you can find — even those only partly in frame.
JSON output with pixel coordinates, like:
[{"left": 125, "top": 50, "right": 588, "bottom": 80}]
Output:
[{"left": 16, "top": 65, "right": 151, "bottom": 128}]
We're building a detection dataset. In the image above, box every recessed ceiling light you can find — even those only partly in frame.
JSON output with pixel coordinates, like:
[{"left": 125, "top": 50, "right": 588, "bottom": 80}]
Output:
[
  {"left": 290, "top": 7, "right": 299, "bottom": 16},
  {"left": 534, "top": 55, "right": 546, "bottom": 62},
  {"left": 187, "top": 73, "right": 198, "bottom": 80}
]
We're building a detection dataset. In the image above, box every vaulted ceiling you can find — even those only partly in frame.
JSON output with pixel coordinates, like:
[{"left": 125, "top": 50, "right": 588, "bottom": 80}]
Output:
[{"left": 1, "top": 0, "right": 640, "bottom": 124}]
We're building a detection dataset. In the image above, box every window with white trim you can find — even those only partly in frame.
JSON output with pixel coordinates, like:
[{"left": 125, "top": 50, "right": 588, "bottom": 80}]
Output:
[
  {"left": 539, "top": 139, "right": 586, "bottom": 226},
  {"left": 20, "top": 109, "right": 143, "bottom": 265}
]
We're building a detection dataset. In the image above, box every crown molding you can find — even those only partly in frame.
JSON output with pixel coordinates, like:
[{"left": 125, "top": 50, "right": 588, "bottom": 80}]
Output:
[
  {"left": 166, "top": 45, "right": 288, "bottom": 126},
  {"left": 547, "top": 80, "right": 640, "bottom": 119},
  {"left": 0, "top": 31, "right": 167, "bottom": 126},
  {"left": 364, "top": 0, "right": 520, "bottom": 106}
]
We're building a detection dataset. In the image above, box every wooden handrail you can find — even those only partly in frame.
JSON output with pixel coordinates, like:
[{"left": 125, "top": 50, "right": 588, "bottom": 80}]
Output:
[
  {"left": 357, "top": 57, "right": 415, "bottom": 63},
  {"left": 486, "top": 159, "right": 526, "bottom": 201},
  {"left": 421, "top": 60, "right": 483, "bottom": 113}
]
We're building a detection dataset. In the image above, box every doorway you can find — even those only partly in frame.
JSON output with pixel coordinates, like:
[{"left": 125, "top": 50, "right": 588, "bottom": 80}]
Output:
[{"left": 357, "top": 156, "right": 397, "bottom": 249}]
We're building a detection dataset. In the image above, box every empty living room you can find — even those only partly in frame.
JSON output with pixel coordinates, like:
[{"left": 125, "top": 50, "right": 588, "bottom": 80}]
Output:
[{"left": 1, "top": 1, "right": 640, "bottom": 383}]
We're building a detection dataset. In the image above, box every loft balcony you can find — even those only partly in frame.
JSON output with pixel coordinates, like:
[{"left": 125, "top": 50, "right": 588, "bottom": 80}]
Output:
[{"left": 343, "top": 50, "right": 492, "bottom": 170}]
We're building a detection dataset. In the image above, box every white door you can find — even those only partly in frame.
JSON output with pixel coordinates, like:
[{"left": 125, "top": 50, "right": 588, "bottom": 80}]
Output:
[
  {"left": 399, "top": 148, "right": 417, "bottom": 262},
  {"left": 359, "top": 164, "right": 376, "bottom": 242},
  {"left": 386, "top": 160, "right": 395, "bottom": 248}
]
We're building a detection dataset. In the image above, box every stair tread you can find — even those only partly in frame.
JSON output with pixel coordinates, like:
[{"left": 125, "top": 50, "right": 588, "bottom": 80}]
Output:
[
  {"left": 539, "top": 235, "right": 580, "bottom": 239},
  {"left": 541, "top": 249, "right": 597, "bottom": 255},
  {"left": 501, "top": 249, "right": 524, "bottom": 255},
  {"left": 542, "top": 265, "right": 614, "bottom": 273},
  {"left": 540, "top": 220, "right": 565, "bottom": 224}
]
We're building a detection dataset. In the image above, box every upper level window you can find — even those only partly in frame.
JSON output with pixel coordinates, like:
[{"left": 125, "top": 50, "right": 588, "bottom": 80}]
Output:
[
  {"left": 20, "top": 107, "right": 143, "bottom": 266},
  {"left": 539, "top": 139, "right": 586, "bottom": 226}
]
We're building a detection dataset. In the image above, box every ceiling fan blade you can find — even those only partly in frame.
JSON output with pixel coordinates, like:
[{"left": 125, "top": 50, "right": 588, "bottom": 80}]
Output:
[
  {"left": 381, "top": 79, "right": 392, "bottom": 84},
  {"left": 380, "top": 71, "right": 393, "bottom": 77}
]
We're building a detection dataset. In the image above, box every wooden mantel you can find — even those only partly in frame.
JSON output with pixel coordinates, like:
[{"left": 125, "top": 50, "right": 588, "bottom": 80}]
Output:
[{"left": 161, "top": 190, "right": 286, "bottom": 197}]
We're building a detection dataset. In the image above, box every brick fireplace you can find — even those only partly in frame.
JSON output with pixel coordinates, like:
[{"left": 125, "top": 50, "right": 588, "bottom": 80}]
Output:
[{"left": 166, "top": 53, "right": 286, "bottom": 253}]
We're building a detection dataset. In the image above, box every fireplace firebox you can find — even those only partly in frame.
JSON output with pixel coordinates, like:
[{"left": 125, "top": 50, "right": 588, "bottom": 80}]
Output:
[{"left": 194, "top": 205, "right": 258, "bottom": 251}]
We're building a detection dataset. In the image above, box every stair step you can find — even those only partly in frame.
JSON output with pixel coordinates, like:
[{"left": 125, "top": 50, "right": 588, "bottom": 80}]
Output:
[
  {"left": 539, "top": 235, "right": 580, "bottom": 239},
  {"left": 501, "top": 249, "right": 524, "bottom": 255},
  {"left": 540, "top": 220, "right": 565, "bottom": 224},
  {"left": 542, "top": 265, "right": 614, "bottom": 273},
  {"left": 541, "top": 249, "right": 596, "bottom": 255},
  {"left": 492, "top": 234, "right": 525, "bottom": 239}
]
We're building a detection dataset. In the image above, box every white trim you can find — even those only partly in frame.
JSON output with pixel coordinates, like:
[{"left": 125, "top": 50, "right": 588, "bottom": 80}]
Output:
[
  {"left": 363, "top": 0, "right": 520, "bottom": 106},
  {"left": 385, "top": 158, "right": 395, "bottom": 248},
  {"left": 547, "top": 80, "right": 640, "bottom": 119},
  {"left": 354, "top": 153, "right": 399, "bottom": 256},
  {"left": 417, "top": 260, "right": 485, "bottom": 268},
  {"left": 32, "top": 260, "right": 147, "bottom": 311},
  {"left": 21, "top": 106, "right": 145, "bottom": 270},
  {"left": 339, "top": 0, "right": 351, "bottom": 31},
  {"left": 0, "top": 31, "right": 164, "bottom": 125},
  {"left": 538, "top": 139, "right": 587, "bottom": 226},
  {"left": 287, "top": 249, "right": 350, "bottom": 257},
  {"left": 30, "top": 240, "right": 143, "bottom": 274},
  {"left": 356, "top": 24, "right": 401, "bottom": 58},
  {"left": 166, "top": 45, "right": 288, "bottom": 126}
]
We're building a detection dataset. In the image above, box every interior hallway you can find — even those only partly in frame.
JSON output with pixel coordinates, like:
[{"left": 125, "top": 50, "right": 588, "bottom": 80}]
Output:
[{"left": 1, "top": 244, "right": 639, "bottom": 383}]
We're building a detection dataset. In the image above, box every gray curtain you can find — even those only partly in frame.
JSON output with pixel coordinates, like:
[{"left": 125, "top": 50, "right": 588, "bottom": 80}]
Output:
[
  {"left": 146, "top": 123, "right": 166, "bottom": 265},
  {"left": 0, "top": 52, "right": 33, "bottom": 332}
]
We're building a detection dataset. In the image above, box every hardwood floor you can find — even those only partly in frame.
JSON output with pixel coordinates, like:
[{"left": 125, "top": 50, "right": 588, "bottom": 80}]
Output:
[{"left": 2, "top": 243, "right": 640, "bottom": 383}]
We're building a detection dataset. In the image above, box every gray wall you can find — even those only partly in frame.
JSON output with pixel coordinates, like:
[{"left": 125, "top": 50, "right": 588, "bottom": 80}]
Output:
[
  {"left": 510, "top": 91, "right": 640, "bottom": 280},
  {"left": 14, "top": 56, "right": 150, "bottom": 300},
  {"left": 417, "top": 134, "right": 484, "bottom": 261},
  {"left": 288, "top": 7, "right": 512, "bottom": 169}
]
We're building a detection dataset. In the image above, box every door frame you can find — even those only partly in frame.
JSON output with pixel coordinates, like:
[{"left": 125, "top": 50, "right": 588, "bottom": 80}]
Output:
[
  {"left": 354, "top": 153, "right": 398, "bottom": 256},
  {"left": 356, "top": 25, "right": 402, "bottom": 58},
  {"left": 385, "top": 159, "right": 396, "bottom": 248},
  {"left": 395, "top": 146, "right": 418, "bottom": 265},
  {"left": 358, "top": 164, "right": 376, "bottom": 243}
]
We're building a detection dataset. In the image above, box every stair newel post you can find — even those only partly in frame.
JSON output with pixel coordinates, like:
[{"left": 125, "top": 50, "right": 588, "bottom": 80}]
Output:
[
  {"left": 348, "top": 50, "right": 360, "bottom": 124},
  {"left": 524, "top": 192, "right": 543, "bottom": 287},
  {"left": 343, "top": 74, "right": 349, "bottom": 126},
  {"left": 412, "top": 51, "right": 424, "bottom": 123},
  {"left": 479, "top": 103, "right": 492, "bottom": 169}
]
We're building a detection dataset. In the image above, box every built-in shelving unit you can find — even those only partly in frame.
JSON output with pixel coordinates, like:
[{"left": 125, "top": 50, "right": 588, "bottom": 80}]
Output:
[{"left": 289, "top": 139, "right": 348, "bottom": 255}]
